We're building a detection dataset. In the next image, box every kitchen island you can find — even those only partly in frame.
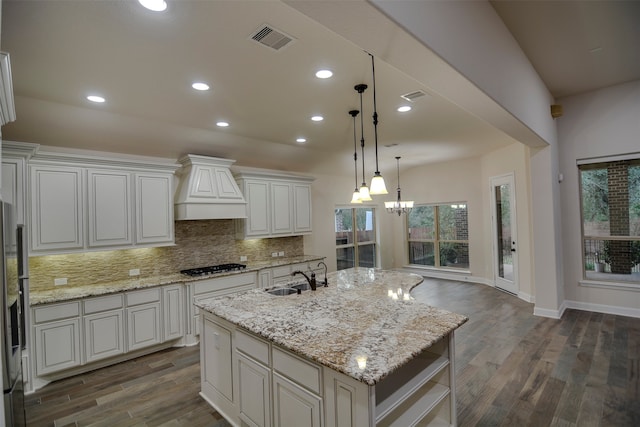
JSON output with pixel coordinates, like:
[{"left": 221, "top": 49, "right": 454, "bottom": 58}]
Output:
[{"left": 196, "top": 268, "right": 468, "bottom": 427}]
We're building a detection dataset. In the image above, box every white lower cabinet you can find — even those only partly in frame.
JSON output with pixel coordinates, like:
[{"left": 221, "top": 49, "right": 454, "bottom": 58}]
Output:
[
  {"left": 126, "top": 289, "right": 162, "bottom": 352},
  {"left": 163, "top": 285, "right": 185, "bottom": 342},
  {"left": 31, "top": 284, "right": 186, "bottom": 386},
  {"left": 33, "top": 301, "right": 82, "bottom": 376},
  {"left": 273, "top": 373, "right": 322, "bottom": 427},
  {"left": 83, "top": 294, "right": 125, "bottom": 364},
  {"left": 237, "top": 353, "right": 271, "bottom": 427}
]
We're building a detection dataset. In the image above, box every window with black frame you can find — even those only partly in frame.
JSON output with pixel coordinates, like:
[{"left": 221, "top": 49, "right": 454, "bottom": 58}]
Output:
[
  {"left": 580, "top": 158, "right": 640, "bottom": 284},
  {"left": 407, "top": 203, "right": 469, "bottom": 269},
  {"left": 335, "top": 207, "right": 377, "bottom": 270}
]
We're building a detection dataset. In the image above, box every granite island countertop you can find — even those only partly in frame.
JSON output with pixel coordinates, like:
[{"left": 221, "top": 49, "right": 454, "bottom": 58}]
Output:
[
  {"left": 196, "top": 267, "right": 468, "bottom": 385},
  {"left": 30, "top": 255, "right": 324, "bottom": 306}
]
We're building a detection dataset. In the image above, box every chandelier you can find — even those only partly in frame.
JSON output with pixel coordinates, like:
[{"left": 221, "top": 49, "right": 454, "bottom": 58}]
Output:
[{"left": 385, "top": 157, "right": 414, "bottom": 215}]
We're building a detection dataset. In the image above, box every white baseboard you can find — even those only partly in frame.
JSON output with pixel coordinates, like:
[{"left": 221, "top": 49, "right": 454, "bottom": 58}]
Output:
[
  {"left": 399, "top": 266, "right": 493, "bottom": 286},
  {"left": 564, "top": 299, "right": 640, "bottom": 318},
  {"left": 533, "top": 301, "right": 567, "bottom": 319},
  {"left": 517, "top": 291, "right": 535, "bottom": 303}
]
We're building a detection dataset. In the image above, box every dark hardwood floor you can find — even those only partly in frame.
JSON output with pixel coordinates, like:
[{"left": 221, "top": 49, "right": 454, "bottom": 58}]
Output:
[{"left": 25, "top": 278, "right": 640, "bottom": 426}]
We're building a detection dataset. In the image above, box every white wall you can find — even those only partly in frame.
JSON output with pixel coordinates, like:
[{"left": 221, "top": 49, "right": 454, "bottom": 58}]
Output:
[{"left": 558, "top": 80, "right": 640, "bottom": 315}]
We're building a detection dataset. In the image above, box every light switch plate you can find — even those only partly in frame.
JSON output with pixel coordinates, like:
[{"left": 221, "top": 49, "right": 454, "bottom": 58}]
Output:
[
  {"left": 272, "top": 252, "right": 278, "bottom": 257},
  {"left": 278, "top": 251, "right": 284, "bottom": 257},
  {"left": 240, "top": 256, "right": 247, "bottom": 262},
  {"left": 54, "top": 278, "right": 68, "bottom": 286},
  {"left": 129, "top": 269, "right": 140, "bottom": 276}
]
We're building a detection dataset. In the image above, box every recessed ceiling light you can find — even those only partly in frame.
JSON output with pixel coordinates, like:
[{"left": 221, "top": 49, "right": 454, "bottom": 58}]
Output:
[
  {"left": 397, "top": 105, "right": 412, "bottom": 112},
  {"left": 192, "top": 82, "right": 210, "bottom": 91},
  {"left": 216, "top": 121, "right": 229, "bottom": 127},
  {"left": 315, "top": 69, "right": 333, "bottom": 79},
  {"left": 296, "top": 137, "right": 307, "bottom": 143},
  {"left": 87, "top": 95, "right": 105, "bottom": 103},
  {"left": 138, "top": 0, "right": 167, "bottom": 12},
  {"left": 311, "top": 116, "right": 323, "bottom": 122}
]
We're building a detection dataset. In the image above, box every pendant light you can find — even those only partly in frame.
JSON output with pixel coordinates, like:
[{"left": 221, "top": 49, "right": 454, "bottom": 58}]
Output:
[
  {"left": 385, "top": 157, "right": 414, "bottom": 215},
  {"left": 368, "top": 54, "right": 388, "bottom": 195},
  {"left": 355, "top": 84, "right": 372, "bottom": 201},
  {"left": 349, "top": 110, "right": 362, "bottom": 204}
]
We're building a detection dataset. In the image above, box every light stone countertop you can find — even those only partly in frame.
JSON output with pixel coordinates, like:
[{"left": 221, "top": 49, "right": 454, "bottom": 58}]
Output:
[
  {"left": 29, "top": 255, "right": 324, "bottom": 306},
  {"left": 196, "top": 267, "right": 468, "bottom": 385}
]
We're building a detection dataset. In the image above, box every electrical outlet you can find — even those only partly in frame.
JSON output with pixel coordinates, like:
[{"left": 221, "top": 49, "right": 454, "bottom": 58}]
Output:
[
  {"left": 278, "top": 251, "right": 284, "bottom": 257},
  {"left": 240, "top": 255, "right": 247, "bottom": 262},
  {"left": 129, "top": 268, "right": 140, "bottom": 276},
  {"left": 272, "top": 252, "right": 278, "bottom": 257},
  {"left": 54, "top": 278, "right": 68, "bottom": 286}
]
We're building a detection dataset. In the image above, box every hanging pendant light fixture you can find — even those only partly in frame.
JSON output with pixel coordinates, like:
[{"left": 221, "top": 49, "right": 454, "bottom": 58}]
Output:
[
  {"left": 368, "top": 53, "right": 388, "bottom": 195},
  {"left": 355, "top": 84, "right": 372, "bottom": 201},
  {"left": 385, "top": 156, "right": 414, "bottom": 215},
  {"left": 349, "top": 110, "right": 362, "bottom": 204}
]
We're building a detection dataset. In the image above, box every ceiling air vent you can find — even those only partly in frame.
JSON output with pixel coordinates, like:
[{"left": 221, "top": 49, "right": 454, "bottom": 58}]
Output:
[
  {"left": 401, "top": 90, "right": 428, "bottom": 102},
  {"left": 250, "top": 24, "right": 295, "bottom": 51}
]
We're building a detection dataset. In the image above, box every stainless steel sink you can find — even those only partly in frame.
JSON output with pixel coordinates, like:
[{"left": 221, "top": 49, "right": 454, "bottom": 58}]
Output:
[
  {"left": 266, "top": 288, "right": 297, "bottom": 296},
  {"left": 290, "top": 282, "right": 312, "bottom": 291}
]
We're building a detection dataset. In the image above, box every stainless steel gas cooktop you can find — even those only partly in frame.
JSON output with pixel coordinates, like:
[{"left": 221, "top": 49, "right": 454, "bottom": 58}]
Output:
[{"left": 180, "top": 263, "right": 247, "bottom": 277}]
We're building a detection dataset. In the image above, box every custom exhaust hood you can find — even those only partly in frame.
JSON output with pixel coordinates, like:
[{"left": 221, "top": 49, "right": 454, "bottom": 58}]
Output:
[{"left": 174, "top": 154, "right": 247, "bottom": 220}]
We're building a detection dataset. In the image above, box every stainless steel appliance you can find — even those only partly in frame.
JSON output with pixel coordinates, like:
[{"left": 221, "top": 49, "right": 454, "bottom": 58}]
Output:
[
  {"left": 1, "top": 202, "right": 26, "bottom": 426},
  {"left": 180, "top": 263, "right": 247, "bottom": 277}
]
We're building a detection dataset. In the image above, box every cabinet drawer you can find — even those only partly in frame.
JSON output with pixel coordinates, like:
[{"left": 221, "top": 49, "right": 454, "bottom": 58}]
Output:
[
  {"left": 126, "top": 288, "right": 161, "bottom": 306},
  {"left": 84, "top": 294, "right": 124, "bottom": 314},
  {"left": 193, "top": 272, "right": 256, "bottom": 296},
  {"left": 236, "top": 329, "right": 270, "bottom": 366},
  {"left": 272, "top": 347, "right": 321, "bottom": 394},
  {"left": 33, "top": 301, "right": 80, "bottom": 323}
]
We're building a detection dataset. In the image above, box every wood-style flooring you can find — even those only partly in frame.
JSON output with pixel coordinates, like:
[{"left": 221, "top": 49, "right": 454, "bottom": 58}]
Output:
[{"left": 25, "top": 278, "right": 640, "bottom": 426}]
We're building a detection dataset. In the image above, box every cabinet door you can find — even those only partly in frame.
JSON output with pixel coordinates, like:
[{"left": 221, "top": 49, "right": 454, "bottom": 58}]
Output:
[
  {"left": 258, "top": 269, "right": 272, "bottom": 289},
  {"left": 293, "top": 183, "right": 312, "bottom": 233},
  {"left": 1, "top": 159, "right": 25, "bottom": 226},
  {"left": 30, "top": 165, "right": 84, "bottom": 252},
  {"left": 34, "top": 319, "right": 81, "bottom": 375},
  {"left": 135, "top": 173, "right": 174, "bottom": 244},
  {"left": 273, "top": 373, "right": 322, "bottom": 427},
  {"left": 84, "top": 310, "right": 125, "bottom": 363},
  {"left": 270, "top": 182, "right": 293, "bottom": 235},
  {"left": 201, "top": 317, "right": 234, "bottom": 402},
  {"left": 237, "top": 353, "right": 271, "bottom": 427},
  {"left": 163, "top": 285, "right": 184, "bottom": 342},
  {"left": 87, "top": 169, "right": 133, "bottom": 247},
  {"left": 245, "top": 180, "right": 270, "bottom": 237},
  {"left": 127, "top": 302, "right": 162, "bottom": 351}
]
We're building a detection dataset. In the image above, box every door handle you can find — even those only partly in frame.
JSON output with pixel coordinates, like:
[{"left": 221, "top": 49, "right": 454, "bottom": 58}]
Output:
[{"left": 511, "top": 248, "right": 516, "bottom": 252}]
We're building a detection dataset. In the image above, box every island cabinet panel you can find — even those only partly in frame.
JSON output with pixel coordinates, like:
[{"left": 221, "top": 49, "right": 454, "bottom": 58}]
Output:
[
  {"left": 201, "top": 316, "right": 238, "bottom": 423},
  {"left": 273, "top": 373, "right": 322, "bottom": 427},
  {"left": 237, "top": 353, "right": 272, "bottom": 427},
  {"left": 30, "top": 165, "right": 84, "bottom": 252}
]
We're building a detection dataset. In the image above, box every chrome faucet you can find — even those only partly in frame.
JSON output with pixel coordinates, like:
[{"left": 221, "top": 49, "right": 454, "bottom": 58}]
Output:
[
  {"left": 292, "top": 270, "right": 317, "bottom": 291},
  {"left": 317, "top": 261, "right": 328, "bottom": 287}
]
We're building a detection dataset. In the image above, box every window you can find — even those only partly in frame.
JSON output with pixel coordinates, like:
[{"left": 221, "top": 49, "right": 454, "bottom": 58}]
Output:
[
  {"left": 335, "top": 207, "right": 377, "bottom": 270},
  {"left": 407, "top": 203, "right": 469, "bottom": 269},
  {"left": 580, "top": 159, "right": 640, "bottom": 284}
]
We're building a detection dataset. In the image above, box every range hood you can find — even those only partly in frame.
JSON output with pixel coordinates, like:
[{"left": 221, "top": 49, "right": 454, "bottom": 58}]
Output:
[{"left": 174, "top": 154, "right": 247, "bottom": 220}]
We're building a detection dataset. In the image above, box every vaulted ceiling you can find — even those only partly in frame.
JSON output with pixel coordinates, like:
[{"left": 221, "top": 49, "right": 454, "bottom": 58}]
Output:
[{"left": 2, "top": 0, "right": 638, "bottom": 175}]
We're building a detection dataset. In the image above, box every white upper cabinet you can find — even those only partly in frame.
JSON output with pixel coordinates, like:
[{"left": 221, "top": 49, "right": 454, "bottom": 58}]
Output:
[
  {"left": 234, "top": 168, "right": 314, "bottom": 239},
  {"left": 135, "top": 172, "right": 174, "bottom": 244},
  {"left": 27, "top": 147, "right": 179, "bottom": 254},
  {"left": 30, "top": 165, "right": 85, "bottom": 252},
  {"left": 88, "top": 169, "right": 133, "bottom": 247}
]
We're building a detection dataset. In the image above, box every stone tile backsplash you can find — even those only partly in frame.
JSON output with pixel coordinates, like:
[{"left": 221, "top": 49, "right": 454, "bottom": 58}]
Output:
[{"left": 29, "top": 219, "right": 303, "bottom": 290}]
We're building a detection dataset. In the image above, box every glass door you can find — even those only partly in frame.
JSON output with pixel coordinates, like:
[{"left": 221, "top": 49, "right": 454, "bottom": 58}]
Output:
[{"left": 490, "top": 174, "right": 518, "bottom": 294}]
